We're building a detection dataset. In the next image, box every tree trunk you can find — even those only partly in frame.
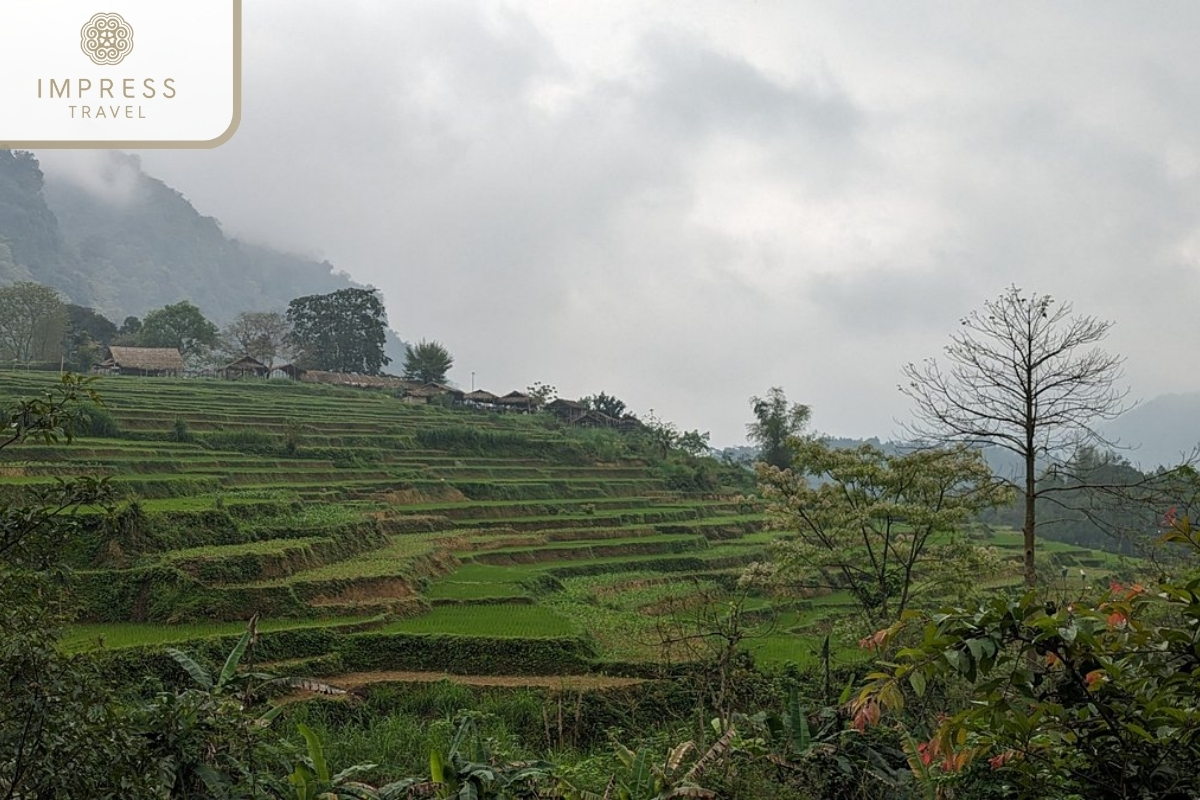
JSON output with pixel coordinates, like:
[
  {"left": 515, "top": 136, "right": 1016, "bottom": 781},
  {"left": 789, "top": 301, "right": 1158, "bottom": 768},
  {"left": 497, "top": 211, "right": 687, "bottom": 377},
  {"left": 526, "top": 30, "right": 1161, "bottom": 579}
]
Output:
[{"left": 1023, "top": 449, "right": 1036, "bottom": 587}]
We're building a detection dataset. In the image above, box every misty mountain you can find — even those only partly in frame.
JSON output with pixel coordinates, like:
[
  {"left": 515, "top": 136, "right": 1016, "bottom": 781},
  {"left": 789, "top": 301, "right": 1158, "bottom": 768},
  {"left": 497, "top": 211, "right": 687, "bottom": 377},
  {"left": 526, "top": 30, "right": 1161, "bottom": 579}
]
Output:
[
  {"left": 1103, "top": 394, "right": 1200, "bottom": 470},
  {"left": 0, "top": 151, "right": 66, "bottom": 289},
  {"left": 822, "top": 409, "right": 1200, "bottom": 478},
  {"left": 0, "top": 150, "right": 409, "bottom": 364}
]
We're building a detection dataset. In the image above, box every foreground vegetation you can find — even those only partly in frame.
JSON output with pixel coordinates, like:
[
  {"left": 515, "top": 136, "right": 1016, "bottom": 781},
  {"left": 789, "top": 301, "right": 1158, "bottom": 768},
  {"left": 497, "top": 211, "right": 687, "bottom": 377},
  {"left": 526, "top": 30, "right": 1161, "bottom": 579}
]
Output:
[{"left": 3, "top": 365, "right": 1196, "bottom": 799}]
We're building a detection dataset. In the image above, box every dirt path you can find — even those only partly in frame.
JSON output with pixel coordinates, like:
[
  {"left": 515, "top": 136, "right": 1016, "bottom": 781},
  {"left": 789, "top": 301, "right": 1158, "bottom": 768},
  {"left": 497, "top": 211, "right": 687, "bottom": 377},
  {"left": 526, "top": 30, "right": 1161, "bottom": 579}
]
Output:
[{"left": 281, "top": 670, "right": 647, "bottom": 700}]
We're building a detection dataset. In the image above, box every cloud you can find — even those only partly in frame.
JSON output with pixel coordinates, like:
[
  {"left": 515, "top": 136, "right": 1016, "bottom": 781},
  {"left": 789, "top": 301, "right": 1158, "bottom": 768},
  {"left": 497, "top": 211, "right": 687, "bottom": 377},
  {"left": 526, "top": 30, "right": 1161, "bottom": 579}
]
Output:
[
  {"left": 35, "top": 149, "right": 144, "bottom": 206},
  {"left": 33, "top": 1, "right": 1200, "bottom": 445}
]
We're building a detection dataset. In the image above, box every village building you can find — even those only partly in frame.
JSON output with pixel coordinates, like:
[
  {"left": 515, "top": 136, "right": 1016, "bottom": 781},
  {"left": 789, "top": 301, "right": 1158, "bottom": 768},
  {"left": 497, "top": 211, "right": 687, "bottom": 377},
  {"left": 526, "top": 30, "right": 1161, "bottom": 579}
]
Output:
[
  {"left": 300, "top": 370, "right": 417, "bottom": 391},
  {"left": 223, "top": 355, "right": 269, "bottom": 380},
  {"left": 573, "top": 409, "right": 621, "bottom": 428},
  {"left": 268, "top": 363, "right": 303, "bottom": 381},
  {"left": 462, "top": 389, "right": 500, "bottom": 408},
  {"left": 495, "top": 391, "right": 536, "bottom": 413},
  {"left": 545, "top": 398, "right": 587, "bottom": 420},
  {"left": 401, "top": 382, "right": 465, "bottom": 405},
  {"left": 95, "top": 346, "right": 184, "bottom": 377},
  {"left": 544, "top": 398, "right": 623, "bottom": 428}
]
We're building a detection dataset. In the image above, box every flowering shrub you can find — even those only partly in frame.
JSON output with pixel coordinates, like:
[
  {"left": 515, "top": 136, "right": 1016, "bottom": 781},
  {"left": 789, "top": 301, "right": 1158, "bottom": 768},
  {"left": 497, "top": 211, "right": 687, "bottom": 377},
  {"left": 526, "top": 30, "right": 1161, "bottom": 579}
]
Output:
[{"left": 850, "top": 521, "right": 1200, "bottom": 799}]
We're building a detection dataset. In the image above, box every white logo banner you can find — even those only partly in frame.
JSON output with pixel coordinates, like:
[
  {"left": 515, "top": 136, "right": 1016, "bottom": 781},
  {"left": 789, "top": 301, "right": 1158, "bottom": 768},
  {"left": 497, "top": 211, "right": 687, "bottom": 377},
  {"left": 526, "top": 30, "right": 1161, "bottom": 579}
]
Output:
[{"left": 0, "top": 0, "right": 241, "bottom": 147}]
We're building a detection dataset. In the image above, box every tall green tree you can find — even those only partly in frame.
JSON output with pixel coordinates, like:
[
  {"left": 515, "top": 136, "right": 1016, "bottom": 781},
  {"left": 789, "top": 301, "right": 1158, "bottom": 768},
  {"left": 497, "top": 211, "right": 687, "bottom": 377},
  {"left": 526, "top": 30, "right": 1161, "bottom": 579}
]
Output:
[
  {"left": 0, "top": 281, "right": 66, "bottom": 363},
  {"left": 643, "top": 411, "right": 680, "bottom": 459},
  {"left": 65, "top": 304, "right": 117, "bottom": 345},
  {"left": 678, "top": 429, "right": 712, "bottom": 457},
  {"left": 286, "top": 288, "right": 391, "bottom": 375},
  {"left": 746, "top": 387, "right": 811, "bottom": 470},
  {"left": 63, "top": 304, "right": 117, "bottom": 371},
  {"left": 582, "top": 392, "right": 628, "bottom": 418},
  {"left": 526, "top": 381, "right": 556, "bottom": 407},
  {"left": 139, "top": 300, "right": 219, "bottom": 360},
  {"left": 402, "top": 339, "right": 453, "bottom": 383}
]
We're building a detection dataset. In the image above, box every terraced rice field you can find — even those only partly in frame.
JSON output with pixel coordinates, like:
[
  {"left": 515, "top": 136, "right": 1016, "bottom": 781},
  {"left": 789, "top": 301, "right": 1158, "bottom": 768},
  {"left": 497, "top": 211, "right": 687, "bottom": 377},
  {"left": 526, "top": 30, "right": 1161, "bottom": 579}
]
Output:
[
  {"left": 3, "top": 372, "right": 1125, "bottom": 684},
  {"left": 0, "top": 372, "right": 787, "bottom": 678}
]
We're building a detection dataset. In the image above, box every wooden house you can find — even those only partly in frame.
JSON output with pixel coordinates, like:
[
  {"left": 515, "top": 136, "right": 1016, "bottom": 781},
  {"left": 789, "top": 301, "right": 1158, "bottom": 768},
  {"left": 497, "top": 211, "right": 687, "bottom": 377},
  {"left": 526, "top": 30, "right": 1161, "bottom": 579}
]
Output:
[
  {"left": 496, "top": 391, "right": 536, "bottom": 413},
  {"left": 573, "top": 410, "right": 621, "bottom": 428},
  {"left": 462, "top": 389, "right": 500, "bottom": 408},
  {"left": 223, "top": 356, "right": 268, "bottom": 380},
  {"left": 300, "top": 370, "right": 417, "bottom": 391},
  {"left": 268, "top": 363, "right": 303, "bottom": 381},
  {"left": 617, "top": 416, "right": 643, "bottom": 433},
  {"left": 545, "top": 398, "right": 587, "bottom": 420},
  {"left": 96, "top": 346, "right": 184, "bottom": 377},
  {"left": 402, "top": 382, "right": 465, "bottom": 405}
]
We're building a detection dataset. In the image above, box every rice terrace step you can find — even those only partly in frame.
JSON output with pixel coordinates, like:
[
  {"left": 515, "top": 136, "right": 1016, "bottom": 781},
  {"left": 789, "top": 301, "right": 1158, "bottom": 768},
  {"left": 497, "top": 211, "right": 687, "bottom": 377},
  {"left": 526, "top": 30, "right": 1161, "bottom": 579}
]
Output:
[{"left": 1, "top": 372, "right": 807, "bottom": 676}]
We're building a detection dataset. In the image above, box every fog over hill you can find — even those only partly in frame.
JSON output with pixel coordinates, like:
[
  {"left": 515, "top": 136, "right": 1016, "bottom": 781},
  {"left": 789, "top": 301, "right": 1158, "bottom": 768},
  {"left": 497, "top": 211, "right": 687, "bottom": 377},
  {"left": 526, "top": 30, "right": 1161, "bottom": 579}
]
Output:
[
  {"left": 1104, "top": 393, "right": 1200, "bottom": 470},
  {"left": 0, "top": 149, "right": 410, "bottom": 366},
  {"left": 811, "top": 395, "right": 1200, "bottom": 476}
]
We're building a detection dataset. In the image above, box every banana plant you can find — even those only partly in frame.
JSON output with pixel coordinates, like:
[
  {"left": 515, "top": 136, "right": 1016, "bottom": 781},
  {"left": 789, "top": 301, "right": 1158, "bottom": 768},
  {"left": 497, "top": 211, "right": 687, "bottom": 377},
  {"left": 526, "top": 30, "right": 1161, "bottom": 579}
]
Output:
[
  {"left": 166, "top": 621, "right": 261, "bottom": 696},
  {"left": 752, "top": 684, "right": 834, "bottom": 768},
  {"left": 287, "top": 722, "right": 381, "bottom": 800},
  {"left": 378, "top": 714, "right": 554, "bottom": 799},
  {"left": 738, "top": 683, "right": 908, "bottom": 788},
  {"left": 166, "top": 615, "right": 345, "bottom": 711},
  {"left": 162, "top": 616, "right": 354, "bottom": 797},
  {"left": 564, "top": 727, "right": 737, "bottom": 800}
]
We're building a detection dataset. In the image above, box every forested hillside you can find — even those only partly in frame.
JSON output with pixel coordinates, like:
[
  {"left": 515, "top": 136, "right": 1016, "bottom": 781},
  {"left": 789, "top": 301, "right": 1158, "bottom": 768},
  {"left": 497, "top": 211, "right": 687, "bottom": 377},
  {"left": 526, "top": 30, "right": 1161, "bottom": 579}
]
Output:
[{"left": 0, "top": 150, "right": 359, "bottom": 324}]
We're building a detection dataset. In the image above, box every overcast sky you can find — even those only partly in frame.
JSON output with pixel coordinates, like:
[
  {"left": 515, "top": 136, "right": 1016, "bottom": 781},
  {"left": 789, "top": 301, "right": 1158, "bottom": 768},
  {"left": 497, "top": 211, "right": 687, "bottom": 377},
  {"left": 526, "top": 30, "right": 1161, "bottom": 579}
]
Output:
[{"left": 39, "top": 2, "right": 1200, "bottom": 446}]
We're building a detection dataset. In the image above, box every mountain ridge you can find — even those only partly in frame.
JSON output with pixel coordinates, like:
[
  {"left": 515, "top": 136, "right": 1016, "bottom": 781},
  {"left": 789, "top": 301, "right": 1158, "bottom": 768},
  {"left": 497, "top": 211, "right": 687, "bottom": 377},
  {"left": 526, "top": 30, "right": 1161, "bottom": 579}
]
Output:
[{"left": 0, "top": 149, "right": 409, "bottom": 365}]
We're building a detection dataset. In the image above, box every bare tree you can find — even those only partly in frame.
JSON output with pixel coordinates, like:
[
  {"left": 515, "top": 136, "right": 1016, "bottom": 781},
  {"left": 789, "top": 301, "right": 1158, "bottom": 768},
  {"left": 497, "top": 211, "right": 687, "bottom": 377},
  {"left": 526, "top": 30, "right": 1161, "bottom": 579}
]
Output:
[
  {"left": 221, "top": 310, "right": 292, "bottom": 367},
  {"left": 900, "top": 286, "right": 1129, "bottom": 587},
  {"left": 648, "top": 583, "right": 772, "bottom": 731}
]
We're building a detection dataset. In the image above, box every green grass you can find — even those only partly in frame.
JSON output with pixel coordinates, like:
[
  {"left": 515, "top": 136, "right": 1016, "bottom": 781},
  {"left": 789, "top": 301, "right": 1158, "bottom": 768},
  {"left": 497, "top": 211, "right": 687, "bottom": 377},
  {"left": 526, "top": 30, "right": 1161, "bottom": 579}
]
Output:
[
  {"left": 60, "top": 615, "right": 379, "bottom": 653},
  {"left": 380, "top": 605, "right": 578, "bottom": 638},
  {"left": 425, "top": 563, "right": 545, "bottom": 584},
  {"left": 425, "top": 581, "right": 528, "bottom": 600},
  {"left": 160, "top": 536, "right": 331, "bottom": 561},
  {"left": 543, "top": 600, "right": 661, "bottom": 660},
  {"left": 9, "top": 371, "right": 1144, "bottom": 673},
  {"left": 464, "top": 533, "right": 706, "bottom": 557},
  {"left": 243, "top": 535, "right": 444, "bottom": 587},
  {"left": 558, "top": 574, "right": 721, "bottom": 613}
]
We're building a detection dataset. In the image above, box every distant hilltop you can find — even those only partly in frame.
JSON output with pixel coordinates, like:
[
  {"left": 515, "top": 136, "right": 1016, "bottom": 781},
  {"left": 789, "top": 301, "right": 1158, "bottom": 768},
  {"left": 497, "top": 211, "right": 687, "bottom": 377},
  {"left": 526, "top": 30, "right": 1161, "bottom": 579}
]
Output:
[
  {"left": 0, "top": 148, "right": 408, "bottom": 365},
  {"left": 0, "top": 149, "right": 356, "bottom": 325},
  {"left": 1103, "top": 393, "right": 1200, "bottom": 470}
]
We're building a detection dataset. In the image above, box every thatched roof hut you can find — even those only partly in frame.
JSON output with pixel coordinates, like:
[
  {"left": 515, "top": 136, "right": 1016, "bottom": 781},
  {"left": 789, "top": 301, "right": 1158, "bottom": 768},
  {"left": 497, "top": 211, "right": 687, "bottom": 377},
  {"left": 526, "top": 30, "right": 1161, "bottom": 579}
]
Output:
[
  {"left": 496, "top": 391, "right": 536, "bottom": 412},
  {"left": 427, "top": 382, "right": 464, "bottom": 398},
  {"left": 546, "top": 398, "right": 586, "bottom": 419},
  {"left": 463, "top": 390, "right": 500, "bottom": 406},
  {"left": 573, "top": 410, "right": 620, "bottom": 428},
  {"left": 402, "top": 382, "right": 465, "bottom": 404},
  {"left": 100, "top": 346, "right": 184, "bottom": 376},
  {"left": 268, "top": 363, "right": 303, "bottom": 380},
  {"left": 223, "top": 355, "right": 268, "bottom": 379},
  {"left": 300, "top": 370, "right": 417, "bottom": 391}
]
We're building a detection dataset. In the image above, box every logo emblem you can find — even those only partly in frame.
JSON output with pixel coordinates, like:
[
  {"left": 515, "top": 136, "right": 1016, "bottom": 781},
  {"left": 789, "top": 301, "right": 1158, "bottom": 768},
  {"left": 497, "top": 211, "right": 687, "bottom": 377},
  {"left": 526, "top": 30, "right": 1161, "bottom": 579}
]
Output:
[{"left": 80, "top": 12, "right": 134, "bottom": 65}]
